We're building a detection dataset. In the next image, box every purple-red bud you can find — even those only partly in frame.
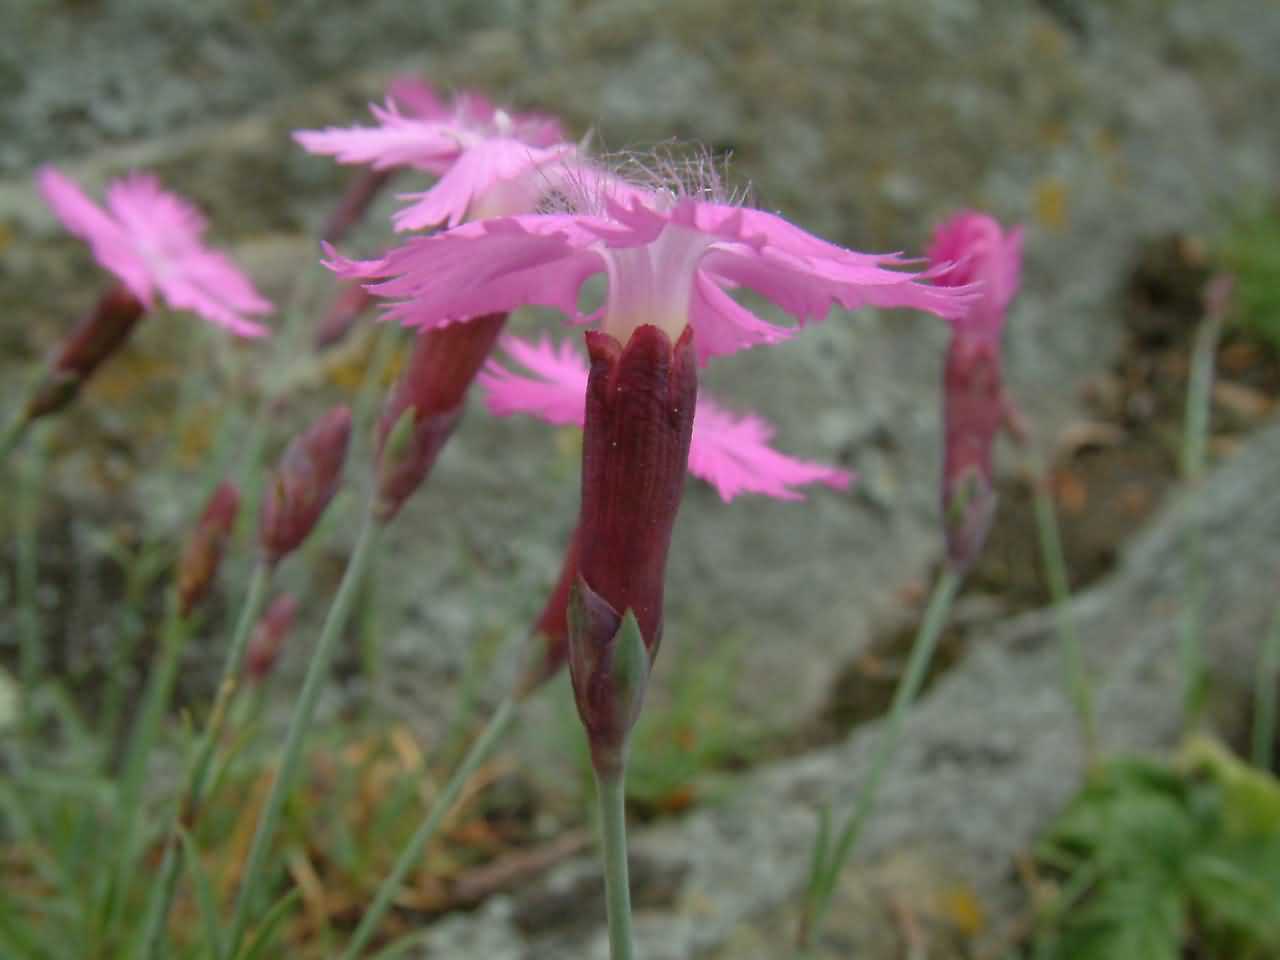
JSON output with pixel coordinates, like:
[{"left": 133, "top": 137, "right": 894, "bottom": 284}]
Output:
[
  {"left": 941, "top": 334, "right": 1004, "bottom": 573},
  {"left": 245, "top": 594, "right": 299, "bottom": 683},
  {"left": 569, "top": 324, "right": 697, "bottom": 774},
  {"left": 373, "top": 314, "right": 507, "bottom": 523},
  {"left": 515, "top": 532, "right": 579, "bottom": 699},
  {"left": 259, "top": 406, "right": 352, "bottom": 564},
  {"left": 25, "top": 284, "right": 146, "bottom": 421},
  {"left": 177, "top": 481, "right": 241, "bottom": 618}
]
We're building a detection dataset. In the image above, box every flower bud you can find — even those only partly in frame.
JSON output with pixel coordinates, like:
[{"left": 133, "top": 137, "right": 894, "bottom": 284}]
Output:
[
  {"left": 373, "top": 314, "right": 507, "bottom": 523},
  {"left": 176, "top": 481, "right": 241, "bottom": 618},
  {"left": 569, "top": 324, "right": 696, "bottom": 775},
  {"left": 259, "top": 406, "right": 352, "bottom": 564},
  {"left": 25, "top": 284, "right": 146, "bottom": 421},
  {"left": 941, "top": 335, "right": 1003, "bottom": 573},
  {"left": 515, "top": 533, "right": 579, "bottom": 699},
  {"left": 245, "top": 594, "right": 299, "bottom": 683}
]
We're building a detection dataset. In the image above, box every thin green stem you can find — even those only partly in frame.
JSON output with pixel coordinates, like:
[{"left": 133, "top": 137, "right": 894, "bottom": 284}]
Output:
[
  {"left": 138, "top": 560, "right": 273, "bottom": 960},
  {"left": 1178, "top": 306, "right": 1222, "bottom": 727},
  {"left": 801, "top": 568, "right": 960, "bottom": 948},
  {"left": 1252, "top": 603, "right": 1280, "bottom": 769},
  {"left": 596, "top": 770, "right": 636, "bottom": 960},
  {"left": 228, "top": 513, "right": 381, "bottom": 954},
  {"left": 107, "top": 596, "right": 190, "bottom": 939},
  {"left": 14, "top": 429, "right": 47, "bottom": 736},
  {"left": 1030, "top": 466, "right": 1097, "bottom": 764},
  {"left": 340, "top": 696, "right": 517, "bottom": 960},
  {"left": 0, "top": 416, "right": 28, "bottom": 465}
]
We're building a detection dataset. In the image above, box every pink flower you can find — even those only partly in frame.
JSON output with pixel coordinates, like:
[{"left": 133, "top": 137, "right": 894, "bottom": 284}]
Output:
[
  {"left": 294, "top": 83, "right": 568, "bottom": 229},
  {"left": 294, "top": 85, "right": 563, "bottom": 173},
  {"left": 927, "top": 211, "right": 1023, "bottom": 339},
  {"left": 478, "top": 333, "right": 852, "bottom": 501},
  {"left": 927, "top": 211, "right": 1024, "bottom": 572},
  {"left": 37, "top": 167, "right": 272, "bottom": 337},
  {"left": 328, "top": 181, "right": 974, "bottom": 365}
]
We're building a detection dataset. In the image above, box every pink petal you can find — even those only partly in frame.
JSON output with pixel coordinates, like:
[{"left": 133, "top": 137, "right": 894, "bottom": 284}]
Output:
[
  {"left": 688, "top": 272, "right": 795, "bottom": 364},
  {"left": 37, "top": 166, "right": 154, "bottom": 303},
  {"left": 385, "top": 76, "right": 449, "bottom": 120},
  {"left": 478, "top": 334, "right": 589, "bottom": 425},
  {"left": 392, "top": 141, "right": 573, "bottom": 231},
  {"left": 327, "top": 215, "right": 606, "bottom": 329},
  {"left": 293, "top": 108, "right": 462, "bottom": 173},
  {"left": 928, "top": 211, "right": 1024, "bottom": 336},
  {"left": 688, "top": 396, "right": 853, "bottom": 502}
]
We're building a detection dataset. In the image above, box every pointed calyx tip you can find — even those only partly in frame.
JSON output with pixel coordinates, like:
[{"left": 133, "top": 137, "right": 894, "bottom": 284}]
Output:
[{"left": 259, "top": 406, "right": 352, "bottom": 563}]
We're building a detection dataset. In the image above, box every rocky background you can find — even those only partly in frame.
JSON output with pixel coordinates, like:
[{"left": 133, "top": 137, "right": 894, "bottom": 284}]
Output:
[{"left": 3, "top": 1, "right": 1280, "bottom": 956}]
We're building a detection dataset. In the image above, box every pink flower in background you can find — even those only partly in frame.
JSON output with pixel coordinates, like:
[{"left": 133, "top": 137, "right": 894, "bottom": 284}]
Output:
[
  {"left": 37, "top": 167, "right": 272, "bottom": 337},
  {"left": 927, "top": 211, "right": 1023, "bottom": 340},
  {"left": 479, "top": 334, "right": 852, "bottom": 501},
  {"left": 294, "top": 82, "right": 569, "bottom": 229},
  {"left": 327, "top": 180, "right": 974, "bottom": 365},
  {"left": 927, "top": 210, "right": 1025, "bottom": 572}
]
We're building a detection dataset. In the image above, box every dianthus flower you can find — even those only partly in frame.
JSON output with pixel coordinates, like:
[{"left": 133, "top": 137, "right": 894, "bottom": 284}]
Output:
[
  {"left": 330, "top": 172, "right": 972, "bottom": 772},
  {"left": 294, "top": 84, "right": 568, "bottom": 229},
  {"left": 927, "top": 210, "right": 1025, "bottom": 572},
  {"left": 326, "top": 176, "right": 972, "bottom": 364},
  {"left": 37, "top": 167, "right": 272, "bottom": 337}
]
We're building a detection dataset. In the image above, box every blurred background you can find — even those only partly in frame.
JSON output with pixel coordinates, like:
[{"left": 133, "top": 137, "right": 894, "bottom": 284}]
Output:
[{"left": 2, "top": 1, "right": 1280, "bottom": 957}]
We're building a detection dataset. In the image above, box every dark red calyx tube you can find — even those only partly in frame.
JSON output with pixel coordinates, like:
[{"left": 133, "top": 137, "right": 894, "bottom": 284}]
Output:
[
  {"left": 25, "top": 284, "right": 146, "bottom": 421},
  {"left": 259, "top": 405, "right": 352, "bottom": 564},
  {"left": 177, "top": 481, "right": 241, "bottom": 618},
  {"left": 568, "top": 323, "right": 697, "bottom": 777},
  {"left": 373, "top": 313, "right": 507, "bottom": 523}
]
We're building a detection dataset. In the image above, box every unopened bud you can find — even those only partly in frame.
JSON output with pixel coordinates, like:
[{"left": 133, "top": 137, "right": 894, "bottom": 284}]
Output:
[
  {"left": 177, "top": 481, "right": 241, "bottom": 618},
  {"left": 25, "top": 284, "right": 146, "bottom": 421},
  {"left": 259, "top": 406, "right": 352, "bottom": 564},
  {"left": 373, "top": 314, "right": 506, "bottom": 523},
  {"left": 245, "top": 594, "right": 299, "bottom": 682}
]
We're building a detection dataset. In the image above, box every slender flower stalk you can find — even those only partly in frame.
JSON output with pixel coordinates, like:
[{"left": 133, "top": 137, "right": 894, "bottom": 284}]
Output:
[
  {"left": 798, "top": 569, "right": 961, "bottom": 948},
  {"left": 1178, "top": 274, "right": 1232, "bottom": 726},
  {"left": 1029, "top": 461, "right": 1097, "bottom": 763},
  {"left": 340, "top": 696, "right": 516, "bottom": 960},
  {"left": 1252, "top": 600, "right": 1280, "bottom": 769},
  {"left": 228, "top": 514, "right": 379, "bottom": 955},
  {"left": 137, "top": 562, "right": 273, "bottom": 960},
  {"left": 597, "top": 772, "right": 636, "bottom": 960}
]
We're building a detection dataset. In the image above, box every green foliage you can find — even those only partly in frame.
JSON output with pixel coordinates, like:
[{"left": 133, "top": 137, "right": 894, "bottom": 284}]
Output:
[
  {"left": 1028, "top": 739, "right": 1280, "bottom": 960},
  {"left": 1218, "top": 206, "right": 1280, "bottom": 351}
]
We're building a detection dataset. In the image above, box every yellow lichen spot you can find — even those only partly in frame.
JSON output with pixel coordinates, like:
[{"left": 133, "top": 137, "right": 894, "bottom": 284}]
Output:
[
  {"left": 1034, "top": 177, "right": 1069, "bottom": 231},
  {"left": 177, "top": 407, "right": 216, "bottom": 467},
  {"left": 1030, "top": 20, "right": 1067, "bottom": 60},
  {"left": 935, "top": 882, "right": 985, "bottom": 937},
  {"left": 1039, "top": 120, "right": 1069, "bottom": 147}
]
